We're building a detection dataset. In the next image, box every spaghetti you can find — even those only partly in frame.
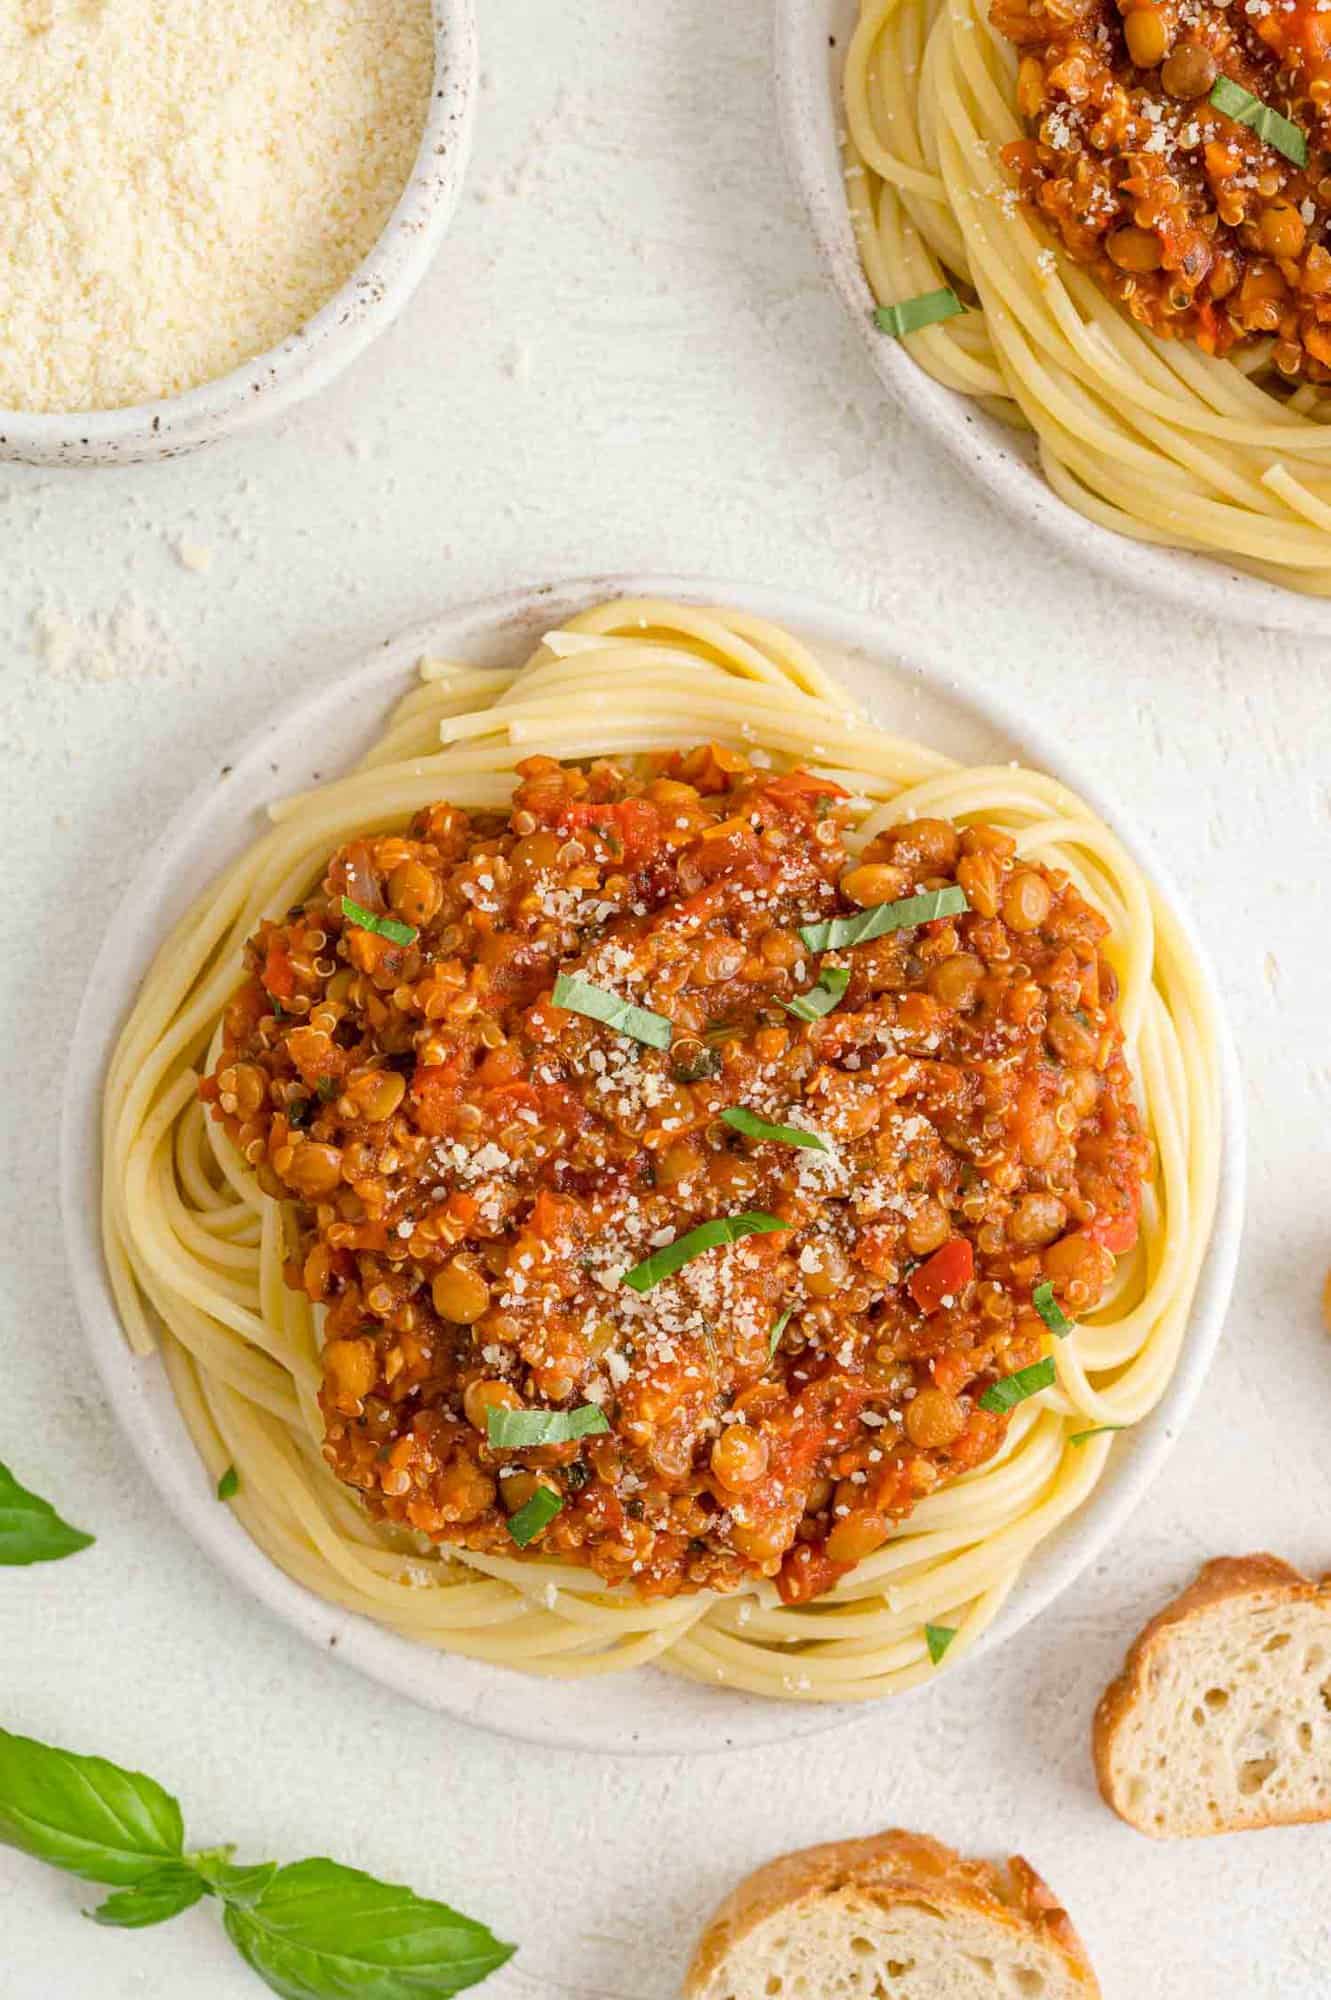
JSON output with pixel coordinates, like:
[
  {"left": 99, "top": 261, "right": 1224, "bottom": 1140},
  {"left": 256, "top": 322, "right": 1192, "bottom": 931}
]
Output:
[
  {"left": 844, "top": 0, "right": 1331, "bottom": 594},
  {"left": 101, "top": 598, "right": 1220, "bottom": 1701}
]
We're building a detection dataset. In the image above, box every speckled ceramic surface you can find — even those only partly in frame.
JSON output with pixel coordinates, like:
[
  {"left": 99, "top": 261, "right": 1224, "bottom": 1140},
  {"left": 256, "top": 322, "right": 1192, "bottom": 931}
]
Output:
[
  {"left": 0, "top": 0, "right": 478, "bottom": 468},
  {"left": 60, "top": 575, "right": 1243, "bottom": 1756},
  {"left": 773, "top": 0, "right": 1331, "bottom": 635}
]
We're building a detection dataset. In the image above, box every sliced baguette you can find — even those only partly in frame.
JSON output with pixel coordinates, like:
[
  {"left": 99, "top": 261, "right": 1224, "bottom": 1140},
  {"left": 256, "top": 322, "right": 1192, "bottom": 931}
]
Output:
[
  {"left": 684, "top": 1829, "right": 1099, "bottom": 2000},
  {"left": 1094, "top": 1553, "right": 1331, "bottom": 1838}
]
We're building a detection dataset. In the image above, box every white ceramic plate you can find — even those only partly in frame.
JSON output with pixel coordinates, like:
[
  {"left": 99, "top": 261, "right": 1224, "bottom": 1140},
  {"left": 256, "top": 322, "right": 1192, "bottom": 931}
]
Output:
[
  {"left": 61, "top": 575, "right": 1244, "bottom": 1755},
  {"left": 774, "top": 0, "right": 1331, "bottom": 636},
  {"left": 0, "top": 0, "right": 477, "bottom": 466}
]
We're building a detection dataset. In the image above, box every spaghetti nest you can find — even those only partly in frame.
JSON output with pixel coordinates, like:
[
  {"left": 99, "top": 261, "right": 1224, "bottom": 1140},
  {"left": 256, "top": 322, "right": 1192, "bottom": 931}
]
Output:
[
  {"left": 103, "top": 598, "right": 1219, "bottom": 1701},
  {"left": 845, "top": 0, "right": 1331, "bottom": 593}
]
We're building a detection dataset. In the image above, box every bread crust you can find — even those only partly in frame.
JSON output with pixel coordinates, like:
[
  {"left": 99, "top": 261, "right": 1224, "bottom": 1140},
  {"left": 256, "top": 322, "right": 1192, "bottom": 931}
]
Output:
[
  {"left": 685, "top": 1828, "right": 1099, "bottom": 1997},
  {"left": 1093, "top": 1554, "right": 1331, "bottom": 1837}
]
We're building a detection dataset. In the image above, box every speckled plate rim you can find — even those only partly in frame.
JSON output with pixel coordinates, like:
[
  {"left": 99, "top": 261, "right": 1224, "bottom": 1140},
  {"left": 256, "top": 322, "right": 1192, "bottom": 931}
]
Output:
[
  {"left": 773, "top": 0, "right": 1331, "bottom": 637},
  {"left": 0, "top": 0, "right": 478, "bottom": 467},
  {"left": 60, "top": 573, "right": 1244, "bottom": 1756}
]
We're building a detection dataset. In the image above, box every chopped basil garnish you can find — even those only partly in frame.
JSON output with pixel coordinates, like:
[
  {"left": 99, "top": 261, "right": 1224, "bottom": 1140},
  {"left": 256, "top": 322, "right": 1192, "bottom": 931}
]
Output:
[
  {"left": 978, "top": 1355, "right": 1056, "bottom": 1413},
  {"left": 721, "top": 1107, "right": 828, "bottom": 1152},
  {"left": 782, "top": 965, "right": 851, "bottom": 1022},
  {"left": 767, "top": 1307, "right": 794, "bottom": 1361},
  {"left": 925, "top": 1623, "right": 958, "bottom": 1665},
  {"left": 1032, "top": 1281, "right": 1074, "bottom": 1338},
  {"left": 506, "top": 1487, "right": 563, "bottom": 1547},
  {"left": 1069, "top": 1423, "right": 1127, "bottom": 1446},
  {"left": 621, "top": 1213, "right": 788, "bottom": 1293},
  {"left": 1210, "top": 77, "right": 1307, "bottom": 166},
  {"left": 799, "top": 885, "right": 968, "bottom": 954},
  {"left": 338, "top": 895, "right": 418, "bottom": 948},
  {"left": 874, "top": 287, "right": 965, "bottom": 339},
  {"left": 486, "top": 1405, "right": 610, "bottom": 1449},
  {"left": 215, "top": 1466, "right": 239, "bottom": 1502},
  {"left": 0, "top": 1460, "right": 94, "bottom": 1566},
  {"left": 551, "top": 973, "right": 672, "bottom": 1050}
]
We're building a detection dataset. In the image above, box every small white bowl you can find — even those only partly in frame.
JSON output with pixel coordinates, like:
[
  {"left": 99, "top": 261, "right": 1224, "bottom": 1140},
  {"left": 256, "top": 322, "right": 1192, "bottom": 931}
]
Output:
[
  {"left": 0, "top": 0, "right": 477, "bottom": 468},
  {"left": 60, "top": 574, "right": 1244, "bottom": 1755},
  {"left": 773, "top": 0, "right": 1331, "bottom": 636}
]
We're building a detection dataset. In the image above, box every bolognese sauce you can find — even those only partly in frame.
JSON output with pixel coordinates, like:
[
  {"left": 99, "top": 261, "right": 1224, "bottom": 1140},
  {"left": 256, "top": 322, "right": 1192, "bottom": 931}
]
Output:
[
  {"left": 994, "top": 0, "right": 1331, "bottom": 376},
  {"left": 204, "top": 749, "right": 1149, "bottom": 1605}
]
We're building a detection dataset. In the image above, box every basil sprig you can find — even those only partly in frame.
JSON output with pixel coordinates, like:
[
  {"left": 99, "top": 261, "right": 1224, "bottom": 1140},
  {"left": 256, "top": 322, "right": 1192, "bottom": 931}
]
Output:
[
  {"left": 551, "top": 972, "right": 672, "bottom": 1049},
  {"left": 0, "top": 1729, "right": 514, "bottom": 1996},
  {"left": 782, "top": 965, "right": 850, "bottom": 1022},
  {"left": 799, "top": 885, "right": 968, "bottom": 954},
  {"left": 720, "top": 1107, "right": 828, "bottom": 1152},
  {"left": 621, "top": 1212, "right": 788, "bottom": 1293},
  {"left": 0, "top": 1459, "right": 94, "bottom": 1565}
]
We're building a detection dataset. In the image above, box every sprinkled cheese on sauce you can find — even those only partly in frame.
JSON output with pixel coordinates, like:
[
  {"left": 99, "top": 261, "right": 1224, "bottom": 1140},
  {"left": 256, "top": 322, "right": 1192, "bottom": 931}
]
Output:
[{"left": 208, "top": 761, "right": 1149, "bottom": 1607}]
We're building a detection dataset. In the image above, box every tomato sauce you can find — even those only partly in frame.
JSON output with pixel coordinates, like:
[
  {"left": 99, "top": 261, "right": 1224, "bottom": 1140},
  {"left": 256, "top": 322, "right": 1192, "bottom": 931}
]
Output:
[{"left": 205, "top": 748, "right": 1149, "bottom": 1602}]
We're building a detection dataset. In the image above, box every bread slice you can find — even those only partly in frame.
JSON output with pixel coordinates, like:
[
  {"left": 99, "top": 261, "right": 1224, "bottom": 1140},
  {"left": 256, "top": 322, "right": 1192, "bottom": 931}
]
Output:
[
  {"left": 1094, "top": 1553, "right": 1331, "bottom": 1838},
  {"left": 684, "top": 1829, "right": 1099, "bottom": 2000}
]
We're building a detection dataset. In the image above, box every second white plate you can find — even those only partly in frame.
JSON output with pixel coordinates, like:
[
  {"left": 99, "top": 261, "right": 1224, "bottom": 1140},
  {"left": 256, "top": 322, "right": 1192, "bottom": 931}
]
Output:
[{"left": 773, "top": 0, "right": 1331, "bottom": 636}]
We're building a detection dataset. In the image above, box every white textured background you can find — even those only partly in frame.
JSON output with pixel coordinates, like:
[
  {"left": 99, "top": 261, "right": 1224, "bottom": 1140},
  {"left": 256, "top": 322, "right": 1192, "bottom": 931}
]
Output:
[{"left": 2, "top": 3, "right": 1330, "bottom": 1995}]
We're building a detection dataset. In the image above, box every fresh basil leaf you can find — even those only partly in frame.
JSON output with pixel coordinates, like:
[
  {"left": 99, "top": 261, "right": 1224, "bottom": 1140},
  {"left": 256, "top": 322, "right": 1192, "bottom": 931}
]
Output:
[
  {"left": 1031, "top": 1282, "right": 1073, "bottom": 1338},
  {"left": 978, "top": 1356, "right": 1056, "bottom": 1414},
  {"left": 339, "top": 897, "right": 418, "bottom": 948},
  {"left": 621, "top": 1212, "right": 788, "bottom": 1293},
  {"left": 1209, "top": 76, "right": 1307, "bottom": 166},
  {"left": 222, "top": 1857, "right": 515, "bottom": 1999},
  {"left": 767, "top": 1307, "right": 793, "bottom": 1362},
  {"left": 551, "top": 973, "right": 672, "bottom": 1050},
  {"left": 0, "top": 1460, "right": 95, "bottom": 1565},
  {"left": 781, "top": 965, "right": 850, "bottom": 1022},
  {"left": 190, "top": 1845, "right": 279, "bottom": 1908},
  {"left": 799, "top": 885, "right": 968, "bottom": 954},
  {"left": 505, "top": 1488, "right": 563, "bottom": 1548},
  {"left": 91, "top": 1863, "right": 206, "bottom": 1929},
  {"left": 486, "top": 1406, "right": 609, "bottom": 1449},
  {"left": 1068, "top": 1423, "right": 1127, "bottom": 1446},
  {"left": 720, "top": 1107, "right": 827, "bottom": 1152},
  {"left": 0, "top": 1730, "right": 184, "bottom": 1886},
  {"left": 925, "top": 1623, "right": 957, "bottom": 1665},
  {"left": 216, "top": 1465, "right": 240, "bottom": 1502},
  {"left": 873, "top": 287, "right": 965, "bottom": 339}
]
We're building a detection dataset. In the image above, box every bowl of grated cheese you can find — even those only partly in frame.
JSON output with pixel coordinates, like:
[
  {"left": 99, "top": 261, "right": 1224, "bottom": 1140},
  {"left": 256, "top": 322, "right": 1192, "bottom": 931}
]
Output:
[{"left": 0, "top": 0, "right": 477, "bottom": 467}]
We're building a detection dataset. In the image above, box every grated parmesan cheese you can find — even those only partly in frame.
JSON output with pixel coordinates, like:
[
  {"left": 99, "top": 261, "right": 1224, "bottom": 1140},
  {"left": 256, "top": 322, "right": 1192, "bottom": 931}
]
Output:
[{"left": 0, "top": 0, "right": 434, "bottom": 412}]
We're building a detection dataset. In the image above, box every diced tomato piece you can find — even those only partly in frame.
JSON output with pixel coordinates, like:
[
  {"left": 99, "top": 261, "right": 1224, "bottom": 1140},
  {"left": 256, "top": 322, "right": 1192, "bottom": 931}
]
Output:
[
  {"left": 556, "top": 798, "right": 661, "bottom": 868},
  {"left": 261, "top": 938, "right": 296, "bottom": 1002},
  {"left": 410, "top": 1060, "right": 463, "bottom": 1137},
  {"left": 776, "top": 1540, "right": 851, "bottom": 1606},
  {"left": 908, "top": 1238, "right": 974, "bottom": 1315},
  {"left": 1087, "top": 1198, "right": 1139, "bottom": 1256},
  {"left": 762, "top": 769, "right": 848, "bottom": 808}
]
